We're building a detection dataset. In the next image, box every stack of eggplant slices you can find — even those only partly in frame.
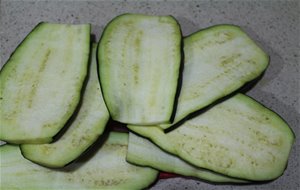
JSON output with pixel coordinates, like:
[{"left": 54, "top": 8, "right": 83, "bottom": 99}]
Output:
[{"left": 0, "top": 14, "right": 295, "bottom": 190}]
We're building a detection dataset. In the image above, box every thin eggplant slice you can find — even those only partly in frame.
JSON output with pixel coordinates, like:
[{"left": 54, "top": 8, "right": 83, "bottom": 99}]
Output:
[
  {"left": 98, "top": 14, "right": 181, "bottom": 125},
  {"left": 0, "top": 23, "right": 91, "bottom": 144},
  {"left": 1, "top": 132, "right": 158, "bottom": 190},
  {"left": 128, "top": 94, "right": 295, "bottom": 181},
  {"left": 160, "top": 24, "right": 269, "bottom": 129},
  {"left": 127, "top": 132, "right": 248, "bottom": 183},
  {"left": 20, "top": 44, "right": 110, "bottom": 168}
]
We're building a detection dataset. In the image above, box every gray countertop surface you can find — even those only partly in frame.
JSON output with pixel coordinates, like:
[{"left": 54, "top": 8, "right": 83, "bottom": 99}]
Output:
[{"left": 1, "top": 0, "right": 299, "bottom": 189}]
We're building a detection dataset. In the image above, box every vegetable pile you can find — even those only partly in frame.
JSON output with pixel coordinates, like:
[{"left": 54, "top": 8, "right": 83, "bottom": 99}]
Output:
[{"left": 0, "top": 14, "right": 295, "bottom": 189}]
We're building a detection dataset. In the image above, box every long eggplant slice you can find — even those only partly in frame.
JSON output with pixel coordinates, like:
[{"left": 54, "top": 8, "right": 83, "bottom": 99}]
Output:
[
  {"left": 160, "top": 24, "right": 269, "bottom": 129},
  {"left": 0, "top": 23, "right": 90, "bottom": 144},
  {"left": 1, "top": 132, "right": 158, "bottom": 190},
  {"left": 98, "top": 13, "right": 181, "bottom": 125},
  {"left": 127, "top": 132, "right": 247, "bottom": 183},
  {"left": 128, "top": 94, "right": 295, "bottom": 181},
  {"left": 20, "top": 44, "right": 110, "bottom": 168}
]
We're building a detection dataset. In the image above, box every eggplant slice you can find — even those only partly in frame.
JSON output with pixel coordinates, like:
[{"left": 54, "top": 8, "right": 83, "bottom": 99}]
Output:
[
  {"left": 128, "top": 94, "right": 295, "bottom": 181},
  {"left": 0, "top": 23, "right": 91, "bottom": 144},
  {"left": 1, "top": 132, "right": 158, "bottom": 190},
  {"left": 160, "top": 24, "right": 269, "bottom": 129},
  {"left": 98, "top": 14, "right": 181, "bottom": 125},
  {"left": 127, "top": 132, "right": 248, "bottom": 183},
  {"left": 20, "top": 44, "right": 110, "bottom": 168}
]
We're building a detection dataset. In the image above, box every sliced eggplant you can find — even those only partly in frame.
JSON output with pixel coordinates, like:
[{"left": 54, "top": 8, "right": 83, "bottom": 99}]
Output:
[
  {"left": 128, "top": 94, "right": 295, "bottom": 181},
  {"left": 98, "top": 13, "right": 181, "bottom": 125},
  {"left": 160, "top": 24, "right": 269, "bottom": 129},
  {"left": 0, "top": 23, "right": 91, "bottom": 144},
  {"left": 1, "top": 132, "right": 158, "bottom": 190},
  {"left": 127, "top": 132, "right": 247, "bottom": 183},
  {"left": 20, "top": 44, "right": 110, "bottom": 168}
]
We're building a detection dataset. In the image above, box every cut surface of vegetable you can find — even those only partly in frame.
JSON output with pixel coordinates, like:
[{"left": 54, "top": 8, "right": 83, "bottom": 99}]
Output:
[
  {"left": 159, "top": 24, "right": 269, "bottom": 129},
  {"left": 127, "top": 132, "right": 247, "bottom": 183},
  {"left": 128, "top": 94, "right": 295, "bottom": 181},
  {"left": 0, "top": 23, "right": 90, "bottom": 144},
  {"left": 1, "top": 132, "right": 158, "bottom": 190},
  {"left": 98, "top": 13, "right": 181, "bottom": 125},
  {"left": 20, "top": 44, "right": 110, "bottom": 168}
]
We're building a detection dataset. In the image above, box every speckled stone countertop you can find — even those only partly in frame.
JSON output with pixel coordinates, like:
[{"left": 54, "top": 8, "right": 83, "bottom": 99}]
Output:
[{"left": 1, "top": 0, "right": 299, "bottom": 189}]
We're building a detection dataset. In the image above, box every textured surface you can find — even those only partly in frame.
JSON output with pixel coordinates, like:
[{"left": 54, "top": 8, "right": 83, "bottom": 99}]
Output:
[{"left": 0, "top": 0, "right": 299, "bottom": 189}]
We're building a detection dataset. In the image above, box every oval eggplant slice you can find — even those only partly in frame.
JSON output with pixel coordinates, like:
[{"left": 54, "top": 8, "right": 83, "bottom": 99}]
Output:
[
  {"left": 98, "top": 14, "right": 181, "bottom": 125},
  {"left": 160, "top": 24, "right": 269, "bottom": 129},
  {"left": 20, "top": 44, "right": 109, "bottom": 168},
  {"left": 128, "top": 94, "right": 295, "bottom": 181},
  {"left": 0, "top": 23, "right": 91, "bottom": 144},
  {"left": 1, "top": 132, "right": 158, "bottom": 190}
]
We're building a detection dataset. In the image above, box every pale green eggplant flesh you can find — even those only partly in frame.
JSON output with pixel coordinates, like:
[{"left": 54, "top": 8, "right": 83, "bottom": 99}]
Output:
[
  {"left": 127, "top": 132, "right": 248, "bottom": 183},
  {"left": 160, "top": 24, "right": 269, "bottom": 129},
  {"left": 128, "top": 94, "right": 295, "bottom": 181},
  {"left": 98, "top": 14, "right": 181, "bottom": 125},
  {"left": 1, "top": 132, "right": 159, "bottom": 190},
  {"left": 0, "top": 23, "right": 91, "bottom": 144},
  {"left": 20, "top": 44, "right": 110, "bottom": 168}
]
